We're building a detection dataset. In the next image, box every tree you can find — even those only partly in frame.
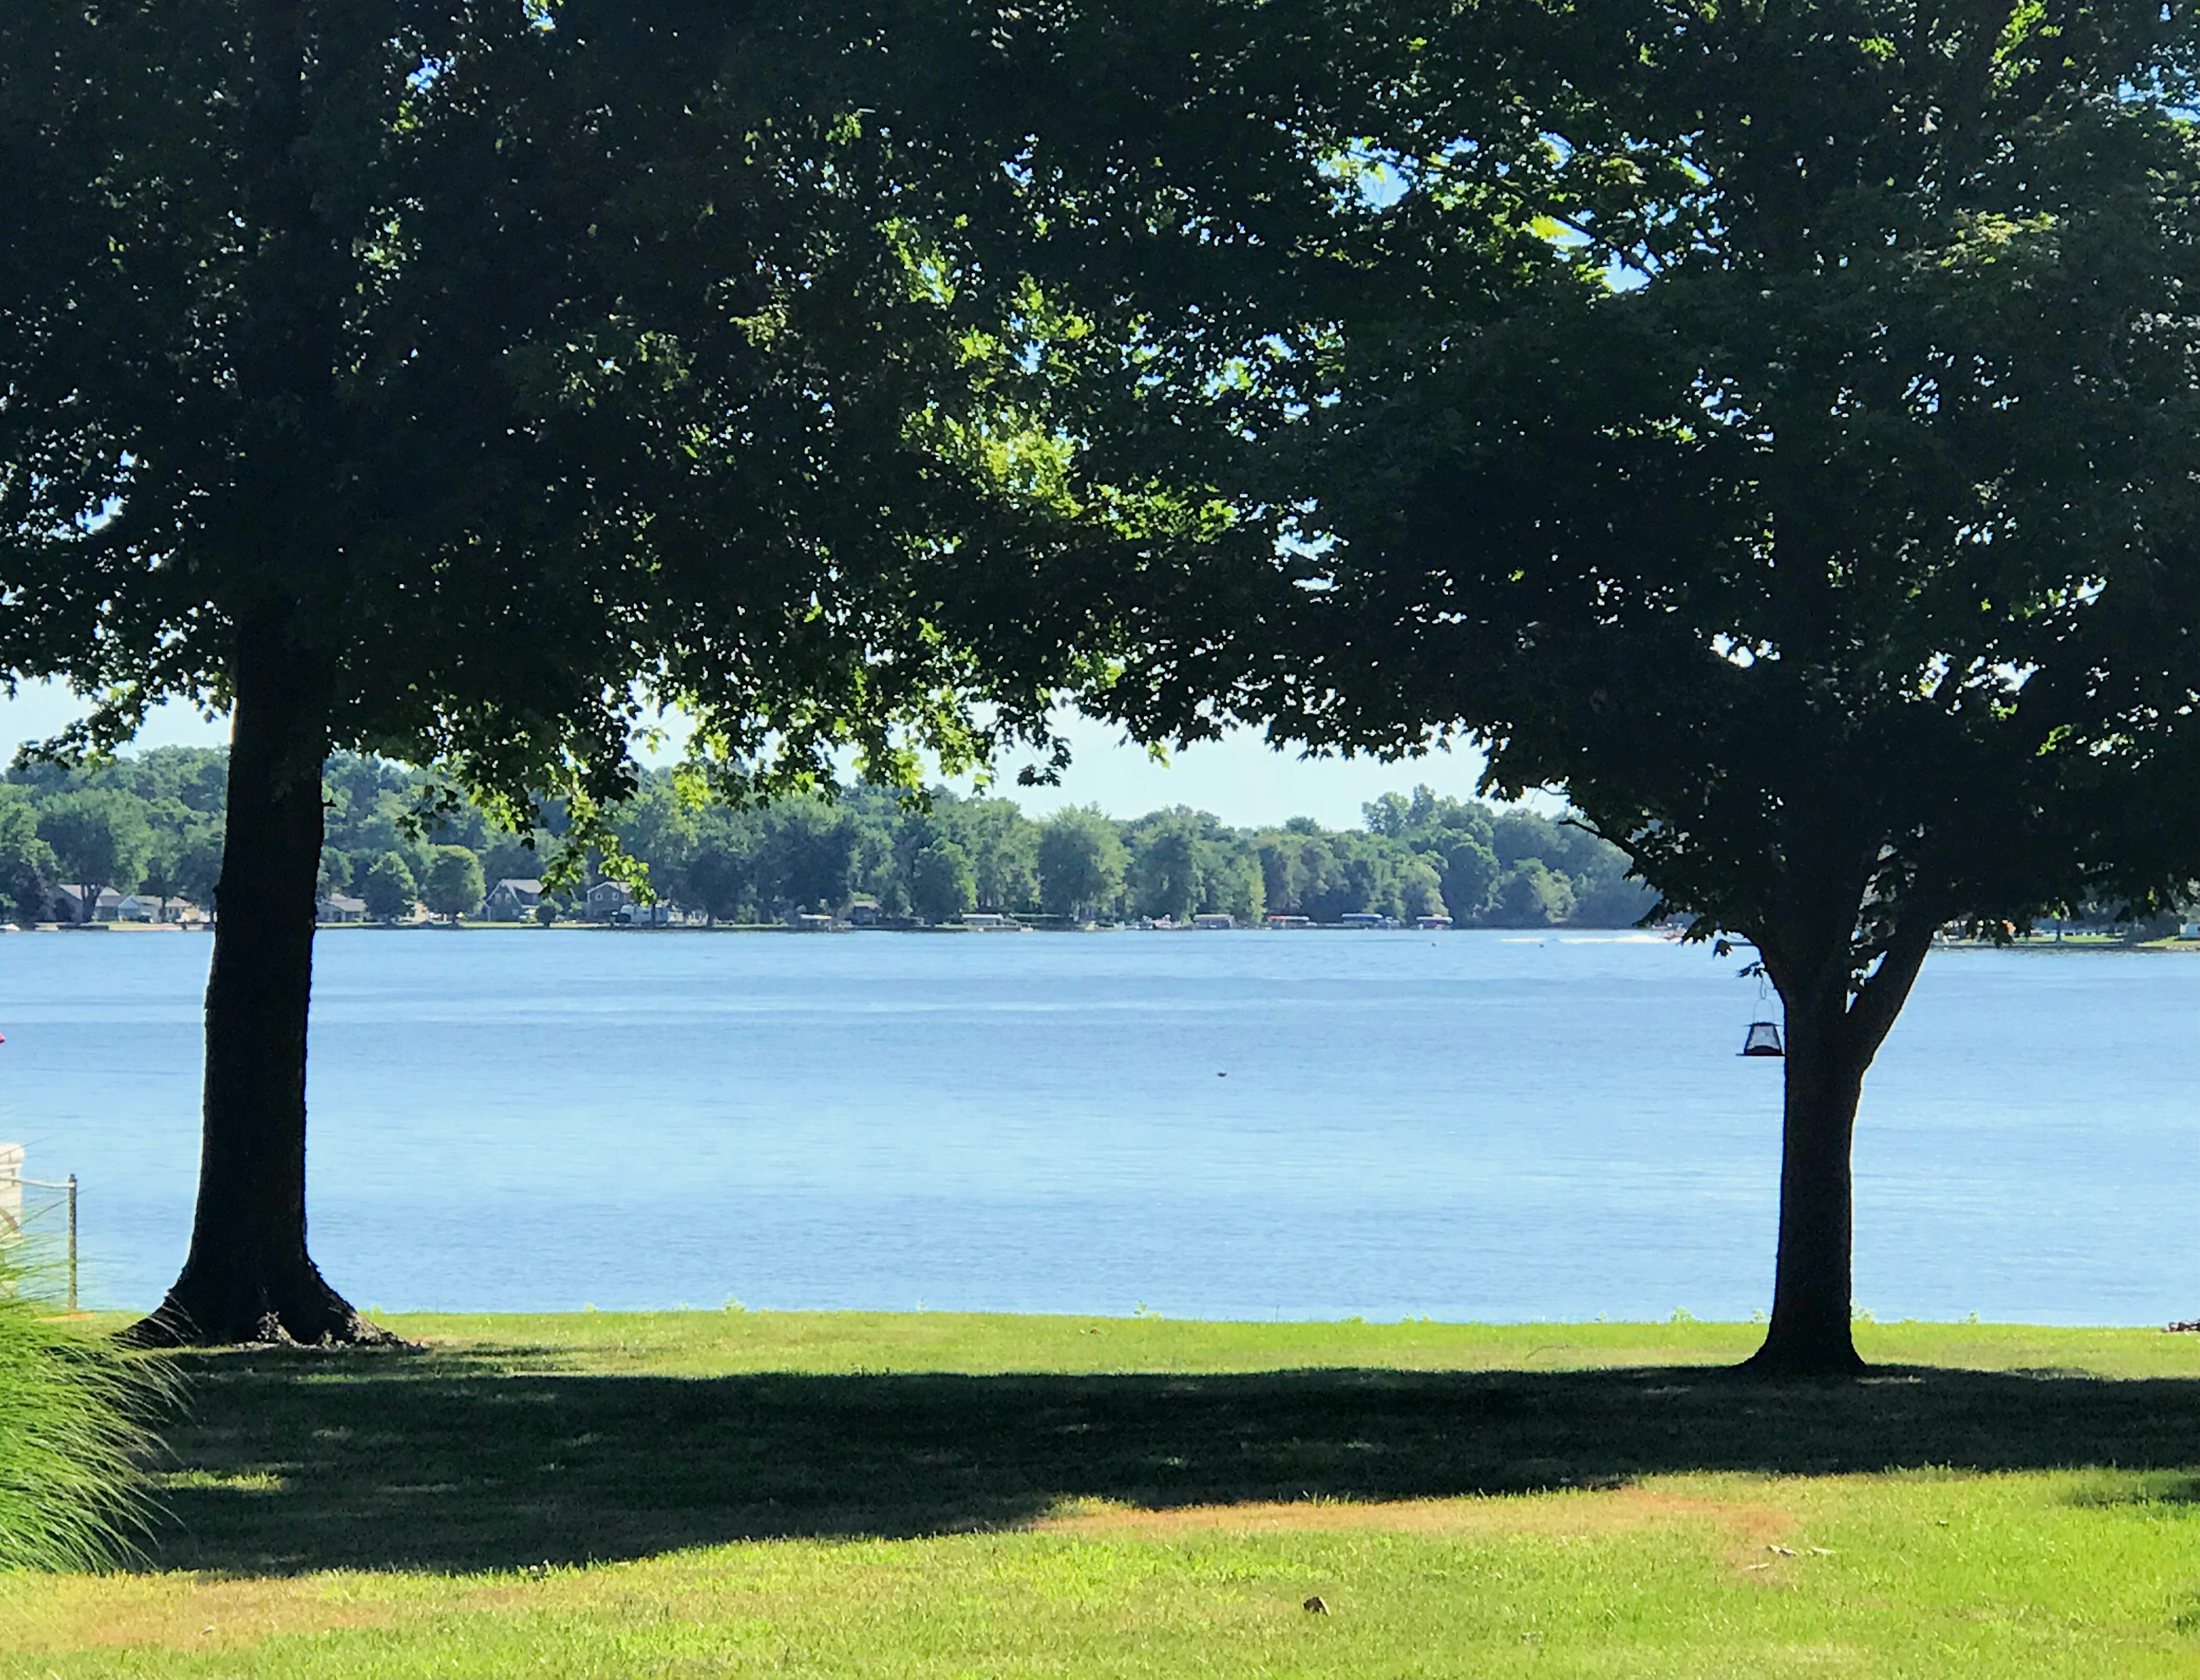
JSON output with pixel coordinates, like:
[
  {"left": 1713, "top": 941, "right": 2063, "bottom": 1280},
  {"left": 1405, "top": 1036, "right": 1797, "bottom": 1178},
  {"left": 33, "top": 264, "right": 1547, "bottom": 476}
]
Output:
[
  {"left": 1571, "top": 852, "right": 1658, "bottom": 929},
  {"left": 1439, "top": 839, "right": 1499, "bottom": 922},
  {"left": 1395, "top": 854, "right": 1446, "bottom": 921},
  {"left": 172, "top": 833, "right": 225, "bottom": 918},
  {"left": 909, "top": 842, "right": 976, "bottom": 924},
  {"left": 1486, "top": 862, "right": 1574, "bottom": 928},
  {"left": 1037, "top": 807, "right": 1127, "bottom": 921},
  {"left": 0, "top": 787, "right": 57, "bottom": 922},
  {"left": 955, "top": 801, "right": 1041, "bottom": 913},
  {"left": 757, "top": 805, "right": 863, "bottom": 918},
  {"left": 613, "top": 779, "right": 697, "bottom": 909},
  {"left": 3, "top": 3, "right": 1356, "bottom": 1342},
  {"left": 422, "top": 846, "right": 485, "bottom": 923},
  {"left": 478, "top": 835, "right": 542, "bottom": 888},
  {"left": 137, "top": 838, "right": 184, "bottom": 921},
  {"left": 1248, "top": 0, "right": 2200, "bottom": 1372},
  {"left": 684, "top": 816, "right": 756, "bottom": 927},
  {"left": 1490, "top": 810, "right": 1564, "bottom": 872},
  {"left": 1361, "top": 791, "right": 1417, "bottom": 841},
  {"left": 1201, "top": 838, "right": 1266, "bottom": 924},
  {"left": 36, "top": 789, "right": 152, "bottom": 923},
  {"left": 360, "top": 853, "right": 417, "bottom": 924},
  {"left": 1129, "top": 809, "right": 1210, "bottom": 923}
]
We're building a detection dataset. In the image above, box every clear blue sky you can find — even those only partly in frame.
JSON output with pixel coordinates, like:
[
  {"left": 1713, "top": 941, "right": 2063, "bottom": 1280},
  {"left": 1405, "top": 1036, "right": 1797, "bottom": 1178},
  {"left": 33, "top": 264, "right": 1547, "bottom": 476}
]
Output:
[{"left": 1, "top": 678, "right": 1519, "bottom": 830}]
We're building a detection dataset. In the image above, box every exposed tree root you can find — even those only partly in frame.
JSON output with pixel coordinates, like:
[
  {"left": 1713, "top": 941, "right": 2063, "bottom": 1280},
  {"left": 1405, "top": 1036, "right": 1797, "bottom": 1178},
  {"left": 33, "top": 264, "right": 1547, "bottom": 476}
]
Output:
[{"left": 119, "top": 1270, "right": 411, "bottom": 1350}]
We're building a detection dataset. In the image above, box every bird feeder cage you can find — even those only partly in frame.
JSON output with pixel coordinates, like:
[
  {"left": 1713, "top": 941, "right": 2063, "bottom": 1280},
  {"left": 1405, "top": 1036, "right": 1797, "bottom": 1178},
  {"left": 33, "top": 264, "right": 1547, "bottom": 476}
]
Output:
[
  {"left": 1738, "top": 969, "right": 1784, "bottom": 1057},
  {"left": 1740, "top": 1019, "right": 1785, "bottom": 1058}
]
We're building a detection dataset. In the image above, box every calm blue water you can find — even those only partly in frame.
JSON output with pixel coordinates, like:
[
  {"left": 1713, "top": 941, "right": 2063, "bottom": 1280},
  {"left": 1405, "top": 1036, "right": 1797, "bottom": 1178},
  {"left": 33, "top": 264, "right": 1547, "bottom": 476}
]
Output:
[{"left": 0, "top": 929, "right": 2194, "bottom": 1322}]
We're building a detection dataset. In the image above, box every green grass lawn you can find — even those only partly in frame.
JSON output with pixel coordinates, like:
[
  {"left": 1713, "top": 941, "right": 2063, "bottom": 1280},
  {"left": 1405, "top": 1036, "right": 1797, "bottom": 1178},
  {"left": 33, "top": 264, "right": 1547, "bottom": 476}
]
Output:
[{"left": 6, "top": 1312, "right": 2200, "bottom": 1677}]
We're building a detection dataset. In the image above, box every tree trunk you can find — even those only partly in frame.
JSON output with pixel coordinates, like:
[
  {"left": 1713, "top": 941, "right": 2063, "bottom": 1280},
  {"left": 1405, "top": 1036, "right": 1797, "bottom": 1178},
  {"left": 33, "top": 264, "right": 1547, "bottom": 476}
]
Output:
[
  {"left": 1744, "top": 993, "right": 1868, "bottom": 1376},
  {"left": 1741, "top": 919, "right": 1934, "bottom": 1379},
  {"left": 126, "top": 615, "right": 395, "bottom": 1348}
]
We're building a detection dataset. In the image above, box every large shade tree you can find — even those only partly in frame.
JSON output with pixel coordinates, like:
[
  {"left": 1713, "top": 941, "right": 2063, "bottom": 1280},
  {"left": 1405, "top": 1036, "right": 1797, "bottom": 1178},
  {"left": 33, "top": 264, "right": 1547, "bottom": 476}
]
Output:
[
  {"left": 34, "top": 788, "right": 152, "bottom": 924},
  {"left": 1214, "top": 0, "right": 2200, "bottom": 1372},
  {"left": 0, "top": 1, "right": 1409, "bottom": 1343}
]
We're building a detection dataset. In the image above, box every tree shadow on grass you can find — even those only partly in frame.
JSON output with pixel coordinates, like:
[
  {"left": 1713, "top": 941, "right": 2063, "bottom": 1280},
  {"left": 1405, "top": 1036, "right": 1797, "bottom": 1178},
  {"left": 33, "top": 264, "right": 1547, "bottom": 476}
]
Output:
[{"left": 140, "top": 1346, "right": 2200, "bottom": 1575}]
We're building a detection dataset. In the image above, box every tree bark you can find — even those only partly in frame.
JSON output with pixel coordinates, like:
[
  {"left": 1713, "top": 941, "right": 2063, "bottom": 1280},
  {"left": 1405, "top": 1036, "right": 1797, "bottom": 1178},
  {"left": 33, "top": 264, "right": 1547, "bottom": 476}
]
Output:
[
  {"left": 125, "top": 614, "right": 395, "bottom": 1348},
  {"left": 1742, "top": 921, "right": 1935, "bottom": 1378},
  {"left": 1746, "top": 992, "right": 1869, "bottom": 1375}
]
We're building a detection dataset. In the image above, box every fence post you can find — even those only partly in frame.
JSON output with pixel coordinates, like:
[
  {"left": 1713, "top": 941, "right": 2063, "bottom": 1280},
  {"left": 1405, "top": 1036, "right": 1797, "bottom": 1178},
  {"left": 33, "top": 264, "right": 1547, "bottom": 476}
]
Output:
[{"left": 66, "top": 1174, "right": 77, "bottom": 1313}]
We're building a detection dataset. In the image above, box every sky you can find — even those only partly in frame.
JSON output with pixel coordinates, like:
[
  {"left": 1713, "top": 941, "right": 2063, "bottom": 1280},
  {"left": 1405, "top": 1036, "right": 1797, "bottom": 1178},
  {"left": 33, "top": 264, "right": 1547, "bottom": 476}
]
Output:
[{"left": 0, "top": 678, "right": 1519, "bottom": 831}]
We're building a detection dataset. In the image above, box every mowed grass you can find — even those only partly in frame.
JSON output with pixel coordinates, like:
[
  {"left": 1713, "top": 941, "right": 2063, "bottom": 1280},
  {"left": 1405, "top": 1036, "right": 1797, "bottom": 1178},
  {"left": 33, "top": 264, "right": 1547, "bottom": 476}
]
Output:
[{"left": 4, "top": 1312, "right": 2200, "bottom": 1677}]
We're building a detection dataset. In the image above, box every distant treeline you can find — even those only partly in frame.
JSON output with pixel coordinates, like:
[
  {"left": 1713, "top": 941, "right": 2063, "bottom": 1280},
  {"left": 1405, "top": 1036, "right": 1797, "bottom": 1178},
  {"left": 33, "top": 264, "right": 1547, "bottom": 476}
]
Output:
[{"left": 1, "top": 747, "right": 1667, "bottom": 927}]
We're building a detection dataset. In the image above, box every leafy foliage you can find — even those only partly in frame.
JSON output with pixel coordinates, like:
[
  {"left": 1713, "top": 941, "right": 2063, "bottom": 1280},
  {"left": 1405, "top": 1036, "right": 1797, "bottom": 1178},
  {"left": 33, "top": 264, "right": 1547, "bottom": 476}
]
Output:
[
  {"left": 422, "top": 846, "right": 486, "bottom": 923},
  {"left": 7, "top": 751, "right": 1653, "bottom": 927},
  {"left": 33, "top": 789, "right": 152, "bottom": 921},
  {"left": 0, "top": 1246, "right": 162, "bottom": 1569},
  {"left": 0, "top": 784, "right": 58, "bottom": 922},
  {"left": 361, "top": 853, "right": 418, "bottom": 923},
  {"left": 0, "top": 0, "right": 1371, "bottom": 844},
  {"left": 1036, "top": 808, "right": 1128, "bottom": 921},
  {"left": 1193, "top": 0, "right": 2200, "bottom": 1368},
  {"left": 908, "top": 842, "right": 977, "bottom": 925},
  {"left": 1260, "top": 0, "right": 2200, "bottom": 988}
]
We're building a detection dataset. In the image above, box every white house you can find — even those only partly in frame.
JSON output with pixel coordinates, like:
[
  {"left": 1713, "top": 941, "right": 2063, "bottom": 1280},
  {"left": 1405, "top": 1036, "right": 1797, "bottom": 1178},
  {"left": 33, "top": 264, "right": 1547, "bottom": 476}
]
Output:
[{"left": 316, "top": 894, "right": 368, "bottom": 924}]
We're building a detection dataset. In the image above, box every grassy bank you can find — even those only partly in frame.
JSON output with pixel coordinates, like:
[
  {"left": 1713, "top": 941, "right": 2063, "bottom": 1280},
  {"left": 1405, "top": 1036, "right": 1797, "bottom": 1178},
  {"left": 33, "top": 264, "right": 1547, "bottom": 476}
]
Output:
[{"left": 6, "top": 1312, "right": 2199, "bottom": 1676}]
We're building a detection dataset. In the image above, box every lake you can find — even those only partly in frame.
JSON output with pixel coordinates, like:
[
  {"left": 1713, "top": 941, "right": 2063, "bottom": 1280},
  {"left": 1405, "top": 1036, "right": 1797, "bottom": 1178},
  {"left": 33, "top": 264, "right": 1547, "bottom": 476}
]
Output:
[{"left": 0, "top": 928, "right": 2193, "bottom": 1323}]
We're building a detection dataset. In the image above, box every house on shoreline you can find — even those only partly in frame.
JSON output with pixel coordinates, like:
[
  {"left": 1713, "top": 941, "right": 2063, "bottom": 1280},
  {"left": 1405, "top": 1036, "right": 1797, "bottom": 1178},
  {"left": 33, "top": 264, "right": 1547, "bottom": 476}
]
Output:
[
  {"left": 52, "top": 887, "right": 203, "bottom": 924},
  {"left": 482, "top": 878, "right": 545, "bottom": 922},
  {"left": 52, "top": 886, "right": 124, "bottom": 923},
  {"left": 584, "top": 881, "right": 632, "bottom": 922}
]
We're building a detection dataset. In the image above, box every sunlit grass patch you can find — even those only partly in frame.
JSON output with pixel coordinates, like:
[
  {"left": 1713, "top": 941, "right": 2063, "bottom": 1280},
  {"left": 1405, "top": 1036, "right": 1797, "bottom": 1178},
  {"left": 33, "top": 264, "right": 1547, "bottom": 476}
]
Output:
[
  {"left": 9, "top": 1472, "right": 2200, "bottom": 1676},
  {"left": 153, "top": 1469, "right": 288, "bottom": 1494}
]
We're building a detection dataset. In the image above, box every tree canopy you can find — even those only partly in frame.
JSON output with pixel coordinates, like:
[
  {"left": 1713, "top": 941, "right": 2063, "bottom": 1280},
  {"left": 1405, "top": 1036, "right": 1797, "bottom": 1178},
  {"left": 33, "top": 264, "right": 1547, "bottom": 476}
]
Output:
[
  {"left": 1229, "top": 0, "right": 2200, "bottom": 1371},
  {"left": 0, "top": 0, "right": 1415, "bottom": 1341},
  {"left": 35, "top": 788, "right": 152, "bottom": 921}
]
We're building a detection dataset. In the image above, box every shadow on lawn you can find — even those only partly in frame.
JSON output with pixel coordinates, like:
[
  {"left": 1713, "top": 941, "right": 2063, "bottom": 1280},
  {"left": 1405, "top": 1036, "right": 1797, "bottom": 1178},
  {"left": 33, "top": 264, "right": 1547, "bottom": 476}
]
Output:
[{"left": 142, "top": 1346, "right": 2200, "bottom": 1574}]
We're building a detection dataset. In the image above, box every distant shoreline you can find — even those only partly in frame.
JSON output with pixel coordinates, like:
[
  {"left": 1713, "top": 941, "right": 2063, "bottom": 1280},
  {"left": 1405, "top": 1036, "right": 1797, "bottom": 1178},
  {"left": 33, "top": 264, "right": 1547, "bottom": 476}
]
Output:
[{"left": 12, "top": 919, "right": 2198, "bottom": 948}]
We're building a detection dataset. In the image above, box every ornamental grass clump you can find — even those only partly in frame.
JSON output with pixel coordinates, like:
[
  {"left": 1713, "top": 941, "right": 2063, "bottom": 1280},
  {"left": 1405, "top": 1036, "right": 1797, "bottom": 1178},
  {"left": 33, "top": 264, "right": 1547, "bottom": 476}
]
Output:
[{"left": 0, "top": 1247, "right": 162, "bottom": 1569}]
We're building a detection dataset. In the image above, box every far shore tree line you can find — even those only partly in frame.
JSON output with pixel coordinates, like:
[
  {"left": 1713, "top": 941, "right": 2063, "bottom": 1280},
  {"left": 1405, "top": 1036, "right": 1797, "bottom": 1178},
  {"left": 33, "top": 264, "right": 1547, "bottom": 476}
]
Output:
[{"left": 1, "top": 749, "right": 1664, "bottom": 930}]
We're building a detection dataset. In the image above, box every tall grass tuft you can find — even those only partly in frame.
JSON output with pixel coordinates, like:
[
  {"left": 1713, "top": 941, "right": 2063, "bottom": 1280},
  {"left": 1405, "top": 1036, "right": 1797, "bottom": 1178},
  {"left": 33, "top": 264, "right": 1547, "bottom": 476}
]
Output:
[{"left": 0, "top": 1244, "right": 165, "bottom": 1569}]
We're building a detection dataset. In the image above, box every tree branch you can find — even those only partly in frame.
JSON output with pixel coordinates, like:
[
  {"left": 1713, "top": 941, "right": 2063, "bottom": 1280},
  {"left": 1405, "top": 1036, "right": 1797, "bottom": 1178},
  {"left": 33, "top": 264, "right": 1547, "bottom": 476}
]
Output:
[{"left": 1840, "top": 912, "right": 1939, "bottom": 1065}]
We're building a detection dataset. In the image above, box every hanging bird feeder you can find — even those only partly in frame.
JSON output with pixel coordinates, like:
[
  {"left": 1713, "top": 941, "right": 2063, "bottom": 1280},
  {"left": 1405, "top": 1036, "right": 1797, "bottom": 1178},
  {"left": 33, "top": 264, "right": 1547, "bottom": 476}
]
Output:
[{"left": 1739, "top": 972, "right": 1784, "bottom": 1057}]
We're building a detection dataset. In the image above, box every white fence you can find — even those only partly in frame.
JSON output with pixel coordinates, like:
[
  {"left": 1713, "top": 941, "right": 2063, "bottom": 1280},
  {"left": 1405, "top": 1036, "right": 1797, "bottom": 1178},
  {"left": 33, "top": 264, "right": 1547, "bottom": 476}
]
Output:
[{"left": 0, "top": 1144, "right": 79, "bottom": 1310}]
